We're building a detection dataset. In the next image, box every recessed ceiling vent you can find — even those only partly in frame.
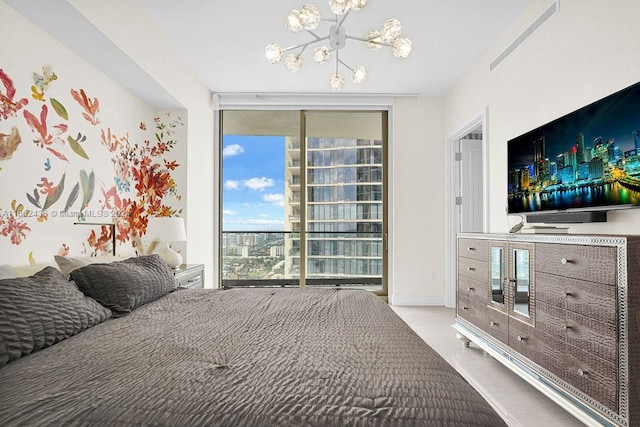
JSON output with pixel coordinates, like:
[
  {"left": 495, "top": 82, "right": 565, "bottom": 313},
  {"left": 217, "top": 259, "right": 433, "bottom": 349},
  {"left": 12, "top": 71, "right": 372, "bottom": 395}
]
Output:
[{"left": 490, "top": 0, "right": 558, "bottom": 71}]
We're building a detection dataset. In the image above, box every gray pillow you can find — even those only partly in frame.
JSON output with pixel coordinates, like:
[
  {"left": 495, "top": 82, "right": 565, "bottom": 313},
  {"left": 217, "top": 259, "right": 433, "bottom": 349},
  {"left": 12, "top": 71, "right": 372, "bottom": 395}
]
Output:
[
  {"left": 0, "top": 267, "right": 112, "bottom": 366},
  {"left": 70, "top": 254, "right": 175, "bottom": 317}
]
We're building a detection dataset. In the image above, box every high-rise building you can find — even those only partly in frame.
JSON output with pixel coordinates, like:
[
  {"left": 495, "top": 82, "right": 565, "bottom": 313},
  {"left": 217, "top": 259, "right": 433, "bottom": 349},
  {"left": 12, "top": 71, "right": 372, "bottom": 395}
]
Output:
[
  {"left": 565, "top": 147, "right": 578, "bottom": 180},
  {"left": 532, "top": 137, "right": 545, "bottom": 180},
  {"left": 284, "top": 136, "right": 383, "bottom": 284},
  {"left": 519, "top": 168, "right": 530, "bottom": 189},
  {"left": 576, "top": 133, "right": 586, "bottom": 163},
  {"left": 634, "top": 130, "right": 640, "bottom": 151}
]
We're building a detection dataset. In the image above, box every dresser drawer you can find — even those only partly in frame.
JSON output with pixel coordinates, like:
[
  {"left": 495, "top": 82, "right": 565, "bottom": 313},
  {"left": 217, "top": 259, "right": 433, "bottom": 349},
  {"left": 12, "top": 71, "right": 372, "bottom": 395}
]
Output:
[
  {"left": 562, "top": 346, "right": 618, "bottom": 412},
  {"left": 565, "top": 310, "right": 617, "bottom": 363},
  {"left": 535, "top": 301, "right": 566, "bottom": 340},
  {"left": 475, "top": 307, "right": 508, "bottom": 345},
  {"left": 535, "top": 243, "right": 617, "bottom": 285},
  {"left": 457, "top": 293, "right": 490, "bottom": 326},
  {"left": 457, "top": 275, "right": 486, "bottom": 303},
  {"left": 458, "top": 238, "right": 488, "bottom": 261},
  {"left": 508, "top": 320, "right": 565, "bottom": 379},
  {"left": 536, "top": 272, "right": 617, "bottom": 324},
  {"left": 458, "top": 256, "right": 488, "bottom": 282}
]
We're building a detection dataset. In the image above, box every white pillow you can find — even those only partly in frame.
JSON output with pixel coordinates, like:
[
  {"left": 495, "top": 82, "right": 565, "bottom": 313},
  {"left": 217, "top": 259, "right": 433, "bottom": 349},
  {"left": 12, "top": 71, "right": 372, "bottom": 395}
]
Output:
[
  {"left": 12, "top": 263, "right": 57, "bottom": 278},
  {"left": 0, "top": 264, "right": 17, "bottom": 280},
  {"left": 54, "top": 255, "right": 125, "bottom": 279}
]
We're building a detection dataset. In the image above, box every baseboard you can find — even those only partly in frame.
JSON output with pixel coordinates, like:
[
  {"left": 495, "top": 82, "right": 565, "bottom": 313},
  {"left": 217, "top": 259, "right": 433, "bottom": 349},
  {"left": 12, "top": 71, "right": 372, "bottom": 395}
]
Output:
[{"left": 390, "top": 294, "right": 445, "bottom": 306}]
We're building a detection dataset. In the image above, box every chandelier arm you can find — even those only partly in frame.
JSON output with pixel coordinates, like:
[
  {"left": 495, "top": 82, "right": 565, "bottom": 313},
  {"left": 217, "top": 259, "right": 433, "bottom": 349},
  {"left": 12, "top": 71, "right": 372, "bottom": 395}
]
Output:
[
  {"left": 305, "top": 30, "right": 325, "bottom": 40},
  {"left": 337, "top": 58, "right": 353, "bottom": 72},
  {"left": 345, "top": 35, "right": 394, "bottom": 48},
  {"left": 336, "top": 9, "right": 351, "bottom": 28},
  {"left": 283, "top": 35, "right": 330, "bottom": 53}
]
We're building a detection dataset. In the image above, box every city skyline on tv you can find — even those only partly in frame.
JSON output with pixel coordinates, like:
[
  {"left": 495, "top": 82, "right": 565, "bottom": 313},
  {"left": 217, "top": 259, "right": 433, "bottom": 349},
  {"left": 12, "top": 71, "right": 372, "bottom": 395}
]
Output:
[{"left": 507, "top": 81, "right": 640, "bottom": 214}]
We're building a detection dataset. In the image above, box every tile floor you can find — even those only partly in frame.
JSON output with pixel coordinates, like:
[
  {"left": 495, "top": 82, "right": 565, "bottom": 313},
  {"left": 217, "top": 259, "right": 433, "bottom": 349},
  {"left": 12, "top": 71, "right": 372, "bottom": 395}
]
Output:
[{"left": 390, "top": 305, "right": 585, "bottom": 427}]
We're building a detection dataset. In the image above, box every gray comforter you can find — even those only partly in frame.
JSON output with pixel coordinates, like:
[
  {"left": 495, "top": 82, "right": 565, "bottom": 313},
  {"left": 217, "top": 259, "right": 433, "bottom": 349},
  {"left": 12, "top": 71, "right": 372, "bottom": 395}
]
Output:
[{"left": 0, "top": 288, "right": 506, "bottom": 426}]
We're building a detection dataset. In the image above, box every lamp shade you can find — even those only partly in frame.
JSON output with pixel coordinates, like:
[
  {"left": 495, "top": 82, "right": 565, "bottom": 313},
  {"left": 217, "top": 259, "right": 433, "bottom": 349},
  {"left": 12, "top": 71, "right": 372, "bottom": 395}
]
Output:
[{"left": 145, "top": 217, "right": 187, "bottom": 242}]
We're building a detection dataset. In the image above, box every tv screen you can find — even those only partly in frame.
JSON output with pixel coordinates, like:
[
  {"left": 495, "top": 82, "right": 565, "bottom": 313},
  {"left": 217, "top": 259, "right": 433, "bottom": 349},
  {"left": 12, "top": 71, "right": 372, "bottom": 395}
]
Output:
[{"left": 507, "top": 81, "right": 640, "bottom": 215}]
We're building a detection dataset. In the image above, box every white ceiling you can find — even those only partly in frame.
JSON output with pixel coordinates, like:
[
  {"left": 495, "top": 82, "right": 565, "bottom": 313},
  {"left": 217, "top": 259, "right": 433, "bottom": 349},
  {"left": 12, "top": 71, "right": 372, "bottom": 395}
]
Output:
[
  {"left": 138, "top": 0, "right": 533, "bottom": 96},
  {"left": 7, "top": 0, "right": 534, "bottom": 104}
]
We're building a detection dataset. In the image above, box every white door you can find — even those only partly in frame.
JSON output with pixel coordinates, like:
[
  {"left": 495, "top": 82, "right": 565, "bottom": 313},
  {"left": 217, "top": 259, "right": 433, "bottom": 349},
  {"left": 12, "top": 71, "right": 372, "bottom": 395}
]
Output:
[{"left": 458, "top": 138, "right": 484, "bottom": 233}]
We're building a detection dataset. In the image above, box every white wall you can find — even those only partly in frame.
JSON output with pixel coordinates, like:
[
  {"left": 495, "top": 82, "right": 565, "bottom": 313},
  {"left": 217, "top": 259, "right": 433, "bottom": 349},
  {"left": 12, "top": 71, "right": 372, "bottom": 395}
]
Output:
[
  {"left": 69, "top": 0, "right": 216, "bottom": 286},
  {"left": 391, "top": 97, "right": 445, "bottom": 305},
  {"left": 445, "top": 0, "right": 640, "bottom": 235}
]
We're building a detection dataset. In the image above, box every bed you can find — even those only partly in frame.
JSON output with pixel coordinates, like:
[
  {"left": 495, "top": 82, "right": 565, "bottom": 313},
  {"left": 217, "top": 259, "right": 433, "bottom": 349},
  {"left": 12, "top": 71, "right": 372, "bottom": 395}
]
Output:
[{"left": 0, "top": 255, "right": 506, "bottom": 426}]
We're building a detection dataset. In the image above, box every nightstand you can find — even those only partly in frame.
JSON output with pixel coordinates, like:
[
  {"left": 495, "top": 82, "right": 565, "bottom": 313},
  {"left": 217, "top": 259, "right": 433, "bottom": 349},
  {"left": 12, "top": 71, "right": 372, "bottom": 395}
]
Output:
[{"left": 174, "top": 264, "right": 204, "bottom": 289}]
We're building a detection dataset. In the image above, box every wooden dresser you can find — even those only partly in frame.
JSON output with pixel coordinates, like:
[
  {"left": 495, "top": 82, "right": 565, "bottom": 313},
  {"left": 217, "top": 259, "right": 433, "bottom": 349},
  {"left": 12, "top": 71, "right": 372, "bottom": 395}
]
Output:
[{"left": 454, "top": 233, "right": 640, "bottom": 427}]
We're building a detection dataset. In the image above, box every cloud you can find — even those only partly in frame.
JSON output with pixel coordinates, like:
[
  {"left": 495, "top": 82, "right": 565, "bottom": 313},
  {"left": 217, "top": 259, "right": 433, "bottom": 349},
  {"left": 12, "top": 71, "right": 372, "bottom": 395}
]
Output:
[
  {"left": 224, "top": 180, "right": 241, "bottom": 190},
  {"left": 262, "top": 193, "right": 285, "bottom": 207},
  {"left": 223, "top": 218, "right": 284, "bottom": 226},
  {"left": 243, "top": 177, "right": 274, "bottom": 191},
  {"left": 223, "top": 210, "right": 238, "bottom": 215},
  {"left": 222, "top": 144, "right": 244, "bottom": 157}
]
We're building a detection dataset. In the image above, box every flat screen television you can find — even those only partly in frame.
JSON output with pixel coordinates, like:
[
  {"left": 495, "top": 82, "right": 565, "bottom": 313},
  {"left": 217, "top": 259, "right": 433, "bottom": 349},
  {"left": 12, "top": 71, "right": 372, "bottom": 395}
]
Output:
[{"left": 507, "top": 81, "right": 640, "bottom": 223}]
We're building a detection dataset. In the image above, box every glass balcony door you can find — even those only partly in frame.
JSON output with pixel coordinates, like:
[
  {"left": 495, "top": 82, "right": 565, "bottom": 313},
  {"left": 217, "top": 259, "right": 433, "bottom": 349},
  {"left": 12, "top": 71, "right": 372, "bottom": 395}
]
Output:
[
  {"left": 303, "top": 111, "right": 387, "bottom": 294},
  {"left": 220, "top": 110, "right": 387, "bottom": 296}
]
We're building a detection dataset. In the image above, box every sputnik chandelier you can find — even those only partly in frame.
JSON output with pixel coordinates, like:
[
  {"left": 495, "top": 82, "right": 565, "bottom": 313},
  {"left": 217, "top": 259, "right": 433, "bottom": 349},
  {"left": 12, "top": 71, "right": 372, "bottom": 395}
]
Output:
[{"left": 265, "top": 0, "right": 412, "bottom": 91}]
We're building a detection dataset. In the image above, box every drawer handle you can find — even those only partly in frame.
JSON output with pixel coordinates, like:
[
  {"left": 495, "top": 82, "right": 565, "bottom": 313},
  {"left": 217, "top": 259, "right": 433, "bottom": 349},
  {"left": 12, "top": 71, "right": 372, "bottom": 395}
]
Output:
[
  {"left": 560, "top": 258, "right": 573, "bottom": 265},
  {"left": 467, "top": 267, "right": 476, "bottom": 271},
  {"left": 490, "top": 321, "right": 497, "bottom": 327},
  {"left": 562, "top": 324, "right": 572, "bottom": 330},
  {"left": 517, "top": 335, "right": 526, "bottom": 342},
  {"left": 467, "top": 247, "right": 476, "bottom": 252},
  {"left": 462, "top": 306, "right": 469, "bottom": 310},
  {"left": 467, "top": 287, "right": 475, "bottom": 291},
  {"left": 564, "top": 291, "right": 573, "bottom": 297},
  {"left": 578, "top": 368, "right": 588, "bottom": 377}
]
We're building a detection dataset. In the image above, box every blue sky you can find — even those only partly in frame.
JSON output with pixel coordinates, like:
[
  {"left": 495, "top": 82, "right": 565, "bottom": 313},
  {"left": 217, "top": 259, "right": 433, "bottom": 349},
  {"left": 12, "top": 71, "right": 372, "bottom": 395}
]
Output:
[{"left": 222, "top": 135, "right": 285, "bottom": 231}]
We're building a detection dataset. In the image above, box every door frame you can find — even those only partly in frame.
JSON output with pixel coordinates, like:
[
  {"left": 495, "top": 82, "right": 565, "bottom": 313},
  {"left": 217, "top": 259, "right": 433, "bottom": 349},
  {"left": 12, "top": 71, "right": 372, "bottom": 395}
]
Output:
[{"left": 444, "top": 108, "right": 489, "bottom": 308}]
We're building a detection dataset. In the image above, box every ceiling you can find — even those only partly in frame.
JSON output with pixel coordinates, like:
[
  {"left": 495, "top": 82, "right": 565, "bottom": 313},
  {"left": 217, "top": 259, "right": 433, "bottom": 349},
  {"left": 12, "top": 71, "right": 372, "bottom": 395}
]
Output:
[
  {"left": 138, "top": 0, "right": 533, "bottom": 96},
  {"left": 7, "top": 0, "right": 533, "bottom": 103}
]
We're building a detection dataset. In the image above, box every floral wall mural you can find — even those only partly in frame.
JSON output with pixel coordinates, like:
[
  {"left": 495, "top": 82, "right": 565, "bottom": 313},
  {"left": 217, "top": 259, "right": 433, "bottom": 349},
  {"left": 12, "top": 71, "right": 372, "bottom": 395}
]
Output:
[{"left": 0, "top": 64, "right": 186, "bottom": 265}]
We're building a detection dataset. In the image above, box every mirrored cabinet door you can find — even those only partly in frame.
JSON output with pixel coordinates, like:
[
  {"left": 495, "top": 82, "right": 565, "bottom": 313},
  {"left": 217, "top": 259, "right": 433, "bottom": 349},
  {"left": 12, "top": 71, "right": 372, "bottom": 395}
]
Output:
[
  {"left": 488, "top": 242, "right": 508, "bottom": 313},
  {"left": 490, "top": 246, "right": 505, "bottom": 305},
  {"left": 509, "top": 243, "right": 535, "bottom": 325}
]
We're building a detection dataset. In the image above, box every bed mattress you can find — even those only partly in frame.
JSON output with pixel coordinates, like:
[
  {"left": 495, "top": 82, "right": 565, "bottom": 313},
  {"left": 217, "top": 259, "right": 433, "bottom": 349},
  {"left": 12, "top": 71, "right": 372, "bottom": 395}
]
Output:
[{"left": 0, "top": 288, "right": 505, "bottom": 426}]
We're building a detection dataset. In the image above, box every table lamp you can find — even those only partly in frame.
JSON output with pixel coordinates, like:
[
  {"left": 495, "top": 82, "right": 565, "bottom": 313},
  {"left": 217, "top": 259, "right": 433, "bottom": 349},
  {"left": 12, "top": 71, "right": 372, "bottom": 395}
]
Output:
[{"left": 144, "top": 217, "right": 187, "bottom": 269}]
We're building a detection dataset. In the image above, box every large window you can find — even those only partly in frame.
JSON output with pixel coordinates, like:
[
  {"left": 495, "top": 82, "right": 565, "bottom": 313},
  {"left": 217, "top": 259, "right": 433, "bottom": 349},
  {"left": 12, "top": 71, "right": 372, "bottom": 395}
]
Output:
[{"left": 220, "top": 110, "right": 387, "bottom": 295}]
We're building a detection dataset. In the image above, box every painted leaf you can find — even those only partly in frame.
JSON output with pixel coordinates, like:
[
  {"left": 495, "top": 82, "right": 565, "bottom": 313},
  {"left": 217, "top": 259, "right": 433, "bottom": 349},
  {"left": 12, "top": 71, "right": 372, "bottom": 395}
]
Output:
[
  {"left": 23, "top": 107, "right": 47, "bottom": 141},
  {"left": 50, "top": 98, "right": 68, "bottom": 120},
  {"left": 67, "top": 134, "right": 89, "bottom": 159},
  {"left": 80, "top": 169, "right": 95, "bottom": 210},
  {"left": 63, "top": 182, "right": 80, "bottom": 213},
  {"left": 43, "top": 172, "right": 65, "bottom": 210},
  {"left": 26, "top": 192, "right": 41, "bottom": 208},
  {"left": 46, "top": 147, "right": 68, "bottom": 162}
]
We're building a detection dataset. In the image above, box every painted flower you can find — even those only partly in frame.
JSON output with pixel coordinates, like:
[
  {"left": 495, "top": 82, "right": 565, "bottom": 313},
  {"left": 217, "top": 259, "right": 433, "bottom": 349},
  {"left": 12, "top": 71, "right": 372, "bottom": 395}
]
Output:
[
  {"left": 0, "top": 214, "right": 31, "bottom": 245},
  {"left": 0, "top": 69, "right": 29, "bottom": 120},
  {"left": 87, "top": 226, "right": 112, "bottom": 255},
  {"left": 37, "top": 177, "right": 59, "bottom": 196}
]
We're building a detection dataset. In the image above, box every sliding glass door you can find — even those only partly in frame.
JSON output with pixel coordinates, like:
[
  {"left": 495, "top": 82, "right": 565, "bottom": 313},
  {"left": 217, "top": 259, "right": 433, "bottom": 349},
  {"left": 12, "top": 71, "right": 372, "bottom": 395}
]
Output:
[{"left": 220, "top": 110, "right": 387, "bottom": 295}]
